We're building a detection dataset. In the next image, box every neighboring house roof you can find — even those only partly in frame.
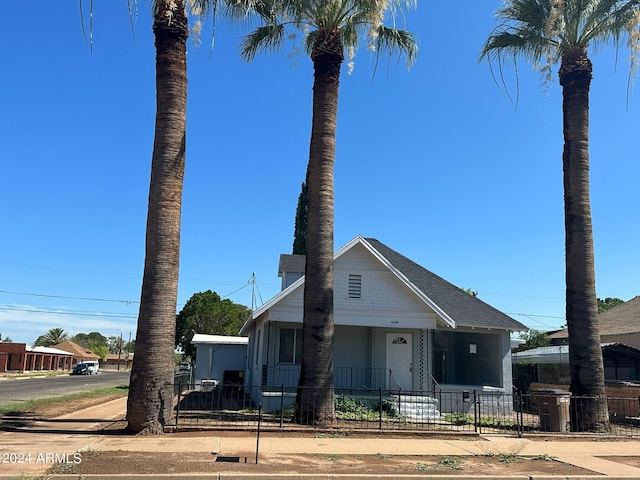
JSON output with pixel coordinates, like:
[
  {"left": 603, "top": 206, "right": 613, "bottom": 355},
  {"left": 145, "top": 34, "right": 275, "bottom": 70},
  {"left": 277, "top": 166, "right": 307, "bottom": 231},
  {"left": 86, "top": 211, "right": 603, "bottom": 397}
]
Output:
[
  {"left": 52, "top": 340, "right": 99, "bottom": 359},
  {"left": 191, "top": 334, "right": 249, "bottom": 345},
  {"left": 547, "top": 295, "right": 640, "bottom": 340},
  {"left": 27, "top": 345, "right": 73, "bottom": 356},
  {"left": 241, "top": 236, "right": 526, "bottom": 334}
]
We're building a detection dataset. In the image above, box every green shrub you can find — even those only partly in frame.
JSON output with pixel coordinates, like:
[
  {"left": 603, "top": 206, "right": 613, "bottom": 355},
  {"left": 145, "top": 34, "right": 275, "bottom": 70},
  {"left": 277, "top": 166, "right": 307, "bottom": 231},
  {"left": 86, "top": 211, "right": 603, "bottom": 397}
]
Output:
[{"left": 443, "top": 412, "right": 473, "bottom": 425}]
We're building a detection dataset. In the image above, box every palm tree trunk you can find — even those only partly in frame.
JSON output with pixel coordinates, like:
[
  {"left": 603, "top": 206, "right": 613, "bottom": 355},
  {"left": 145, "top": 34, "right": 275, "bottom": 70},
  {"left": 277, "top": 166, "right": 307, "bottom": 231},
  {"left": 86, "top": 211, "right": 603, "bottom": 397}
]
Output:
[
  {"left": 295, "top": 30, "right": 343, "bottom": 427},
  {"left": 559, "top": 46, "right": 608, "bottom": 432},
  {"left": 127, "top": 0, "right": 188, "bottom": 434}
]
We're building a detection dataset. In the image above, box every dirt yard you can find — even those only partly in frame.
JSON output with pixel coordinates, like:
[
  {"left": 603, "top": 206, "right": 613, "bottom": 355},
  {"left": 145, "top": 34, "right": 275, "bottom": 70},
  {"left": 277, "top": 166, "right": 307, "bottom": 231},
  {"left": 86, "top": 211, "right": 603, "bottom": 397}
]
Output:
[
  {"left": 1, "top": 394, "right": 594, "bottom": 477},
  {"left": 50, "top": 448, "right": 592, "bottom": 476}
]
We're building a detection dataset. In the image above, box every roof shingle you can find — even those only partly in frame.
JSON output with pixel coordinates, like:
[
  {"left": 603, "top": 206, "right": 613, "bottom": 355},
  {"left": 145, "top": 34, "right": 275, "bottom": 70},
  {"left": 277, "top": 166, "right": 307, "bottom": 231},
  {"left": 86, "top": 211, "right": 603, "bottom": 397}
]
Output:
[{"left": 364, "top": 238, "right": 527, "bottom": 331}]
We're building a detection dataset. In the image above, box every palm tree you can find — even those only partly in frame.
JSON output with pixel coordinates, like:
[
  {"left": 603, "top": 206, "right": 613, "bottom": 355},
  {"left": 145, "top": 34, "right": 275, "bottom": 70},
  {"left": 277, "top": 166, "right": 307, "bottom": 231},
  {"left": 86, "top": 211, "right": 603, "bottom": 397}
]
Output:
[
  {"left": 481, "top": 0, "right": 640, "bottom": 431},
  {"left": 126, "top": 0, "right": 190, "bottom": 434},
  {"left": 238, "top": 0, "right": 417, "bottom": 426},
  {"left": 34, "top": 328, "right": 69, "bottom": 347}
]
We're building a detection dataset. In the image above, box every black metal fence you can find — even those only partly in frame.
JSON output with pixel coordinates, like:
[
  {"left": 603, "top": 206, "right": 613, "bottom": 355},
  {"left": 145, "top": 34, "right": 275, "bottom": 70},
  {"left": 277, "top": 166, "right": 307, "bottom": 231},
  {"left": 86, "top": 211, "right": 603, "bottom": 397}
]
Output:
[{"left": 170, "top": 381, "right": 640, "bottom": 436}]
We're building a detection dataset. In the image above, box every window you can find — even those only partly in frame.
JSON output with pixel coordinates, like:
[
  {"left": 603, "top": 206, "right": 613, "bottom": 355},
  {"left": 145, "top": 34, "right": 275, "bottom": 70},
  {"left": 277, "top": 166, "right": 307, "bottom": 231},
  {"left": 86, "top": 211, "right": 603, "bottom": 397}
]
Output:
[
  {"left": 254, "top": 329, "right": 261, "bottom": 366},
  {"left": 279, "top": 328, "right": 302, "bottom": 364},
  {"left": 348, "top": 274, "right": 362, "bottom": 299},
  {"left": 432, "top": 330, "right": 501, "bottom": 387}
]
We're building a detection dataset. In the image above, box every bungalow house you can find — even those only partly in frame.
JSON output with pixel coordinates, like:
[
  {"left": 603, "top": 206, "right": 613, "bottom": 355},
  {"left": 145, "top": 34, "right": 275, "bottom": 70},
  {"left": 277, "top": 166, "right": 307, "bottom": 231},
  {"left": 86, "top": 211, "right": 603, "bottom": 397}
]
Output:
[
  {"left": 240, "top": 236, "right": 527, "bottom": 412},
  {"left": 547, "top": 296, "right": 640, "bottom": 349},
  {"left": 52, "top": 340, "right": 99, "bottom": 366}
]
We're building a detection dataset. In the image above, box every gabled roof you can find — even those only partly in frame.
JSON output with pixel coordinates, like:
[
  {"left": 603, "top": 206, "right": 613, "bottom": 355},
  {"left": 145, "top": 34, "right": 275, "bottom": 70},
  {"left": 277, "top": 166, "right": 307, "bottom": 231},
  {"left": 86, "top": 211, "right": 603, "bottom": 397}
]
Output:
[
  {"left": 241, "top": 236, "right": 526, "bottom": 334},
  {"left": 52, "top": 340, "right": 99, "bottom": 359},
  {"left": 363, "top": 238, "right": 526, "bottom": 331},
  {"left": 548, "top": 295, "right": 640, "bottom": 339}
]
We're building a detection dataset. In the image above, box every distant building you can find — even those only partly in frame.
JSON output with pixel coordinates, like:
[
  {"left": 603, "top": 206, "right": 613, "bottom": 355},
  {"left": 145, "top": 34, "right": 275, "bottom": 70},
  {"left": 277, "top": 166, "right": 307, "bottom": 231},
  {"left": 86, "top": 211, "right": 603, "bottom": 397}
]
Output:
[
  {"left": 51, "top": 340, "right": 99, "bottom": 366},
  {"left": 0, "top": 343, "right": 73, "bottom": 373},
  {"left": 547, "top": 296, "right": 640, "bottom": 349}
]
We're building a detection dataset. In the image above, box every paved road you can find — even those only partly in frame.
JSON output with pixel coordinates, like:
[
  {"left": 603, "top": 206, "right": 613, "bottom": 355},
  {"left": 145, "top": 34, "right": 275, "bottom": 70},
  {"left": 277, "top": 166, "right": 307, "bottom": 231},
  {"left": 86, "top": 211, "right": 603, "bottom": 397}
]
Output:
[{"left": 0, "top": 370, "right": 130, "bottom": 408}]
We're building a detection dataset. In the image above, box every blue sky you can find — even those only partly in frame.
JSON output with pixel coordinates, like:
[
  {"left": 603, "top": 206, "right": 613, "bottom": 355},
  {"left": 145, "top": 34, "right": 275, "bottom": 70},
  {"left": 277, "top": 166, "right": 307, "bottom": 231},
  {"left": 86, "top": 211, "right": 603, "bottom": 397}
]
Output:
[{"left": 1, "top": 2, "right": 639, "bottom": 345}]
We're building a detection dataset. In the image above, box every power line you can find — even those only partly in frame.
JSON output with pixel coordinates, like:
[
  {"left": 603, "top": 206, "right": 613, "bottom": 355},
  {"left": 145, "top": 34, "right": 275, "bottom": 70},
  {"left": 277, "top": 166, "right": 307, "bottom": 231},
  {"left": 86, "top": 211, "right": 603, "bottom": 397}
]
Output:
[
  {"left": 0, "top": 305, "right": 137, "bottom": 320},
  {"left": 0, "top": 289, "right": 139, "bottom": 306},
  {"left": 505, "top": 312, "right": 565, "bottom": 320}
]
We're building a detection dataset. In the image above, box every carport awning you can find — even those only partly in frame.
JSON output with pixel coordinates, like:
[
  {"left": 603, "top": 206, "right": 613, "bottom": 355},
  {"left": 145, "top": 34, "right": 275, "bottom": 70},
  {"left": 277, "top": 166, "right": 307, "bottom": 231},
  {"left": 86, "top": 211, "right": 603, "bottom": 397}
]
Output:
[{"left": 513, "top": 342, "right": 640, "bottom": 368}]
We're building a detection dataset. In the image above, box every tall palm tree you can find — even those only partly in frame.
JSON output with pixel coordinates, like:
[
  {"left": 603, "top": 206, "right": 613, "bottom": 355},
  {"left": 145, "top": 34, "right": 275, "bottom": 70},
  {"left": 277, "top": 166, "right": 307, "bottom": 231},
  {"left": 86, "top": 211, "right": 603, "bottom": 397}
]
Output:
[
  {"left": 481, "top": 0, "right": 640, "bottom": 431},
  {"left": 34, "top": 328, "right": 69, "bottom": 347},
  {"left": 126, "top": 0, "right": 190, "bottom": 434},
  {"left": 238, "top": 0, "right": 417, "bottom": 426}
]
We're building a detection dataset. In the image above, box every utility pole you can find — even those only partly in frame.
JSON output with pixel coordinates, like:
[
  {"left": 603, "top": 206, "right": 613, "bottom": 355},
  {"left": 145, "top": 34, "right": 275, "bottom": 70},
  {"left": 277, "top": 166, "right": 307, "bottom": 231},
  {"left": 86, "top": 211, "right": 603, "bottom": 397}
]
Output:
[{"left": 117, "top": 330, "right": 123, "bottom": 371}]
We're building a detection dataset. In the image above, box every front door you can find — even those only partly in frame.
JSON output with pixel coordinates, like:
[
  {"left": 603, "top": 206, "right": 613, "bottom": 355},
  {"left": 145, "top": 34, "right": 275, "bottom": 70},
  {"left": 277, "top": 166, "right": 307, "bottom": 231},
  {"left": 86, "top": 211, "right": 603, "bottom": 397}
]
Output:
[{"left": 386, "top": 333, "right": 413, "bottom": 390}]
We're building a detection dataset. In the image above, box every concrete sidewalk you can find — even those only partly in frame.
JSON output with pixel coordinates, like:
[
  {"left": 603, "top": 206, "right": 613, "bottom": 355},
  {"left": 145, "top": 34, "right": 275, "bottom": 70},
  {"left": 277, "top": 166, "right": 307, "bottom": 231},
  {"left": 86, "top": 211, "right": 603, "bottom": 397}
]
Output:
[{"left": 1, "top": 396, "right": 640, "bottom": 479}]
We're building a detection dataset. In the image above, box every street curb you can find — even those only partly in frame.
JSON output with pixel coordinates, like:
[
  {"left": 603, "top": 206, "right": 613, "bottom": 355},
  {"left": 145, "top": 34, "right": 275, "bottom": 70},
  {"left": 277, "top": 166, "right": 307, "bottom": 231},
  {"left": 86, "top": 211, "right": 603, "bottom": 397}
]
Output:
[{"left": 2, "top": 475, "right": 634, "bottom": 480}]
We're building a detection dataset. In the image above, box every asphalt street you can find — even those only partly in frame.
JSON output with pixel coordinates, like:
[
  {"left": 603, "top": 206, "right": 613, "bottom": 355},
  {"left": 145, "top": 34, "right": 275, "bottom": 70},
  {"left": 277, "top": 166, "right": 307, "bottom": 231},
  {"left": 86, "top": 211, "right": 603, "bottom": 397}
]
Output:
[{"left": 0, "top": 370, "right": 130, "bottom": 407}]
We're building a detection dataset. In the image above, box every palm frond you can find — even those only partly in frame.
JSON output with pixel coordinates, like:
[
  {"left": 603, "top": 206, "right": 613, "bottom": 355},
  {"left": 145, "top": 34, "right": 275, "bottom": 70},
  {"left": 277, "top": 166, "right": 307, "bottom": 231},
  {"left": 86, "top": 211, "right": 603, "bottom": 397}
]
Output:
[
  {"left": 304, "top": 29, "right": 320, "bottom": 56},
  {"left": 79, "top": 0, "right": 94, "bottom": 51},
  {"left": 240, "top": 23, "right": 287, "bottom": 60},
  {"left": 373, "top": 26, "right": 417, "bottom": 68},
  {"left": 481, "top": 25, "right": 558, "bottom": 65}
]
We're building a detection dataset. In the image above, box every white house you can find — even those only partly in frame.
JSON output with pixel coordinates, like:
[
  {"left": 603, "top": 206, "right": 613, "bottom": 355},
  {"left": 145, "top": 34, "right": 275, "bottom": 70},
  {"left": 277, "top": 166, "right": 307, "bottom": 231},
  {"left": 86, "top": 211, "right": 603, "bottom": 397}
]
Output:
[{"left": 240, "top": 236, "right": 527, "bottom": 411}]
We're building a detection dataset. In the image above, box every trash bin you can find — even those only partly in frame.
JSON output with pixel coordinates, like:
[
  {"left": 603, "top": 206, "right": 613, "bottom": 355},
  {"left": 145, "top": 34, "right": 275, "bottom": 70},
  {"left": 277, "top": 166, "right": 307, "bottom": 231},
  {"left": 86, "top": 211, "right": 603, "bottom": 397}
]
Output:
[{"left": 534, "top": 388, "right": 572, "bottom": 432}]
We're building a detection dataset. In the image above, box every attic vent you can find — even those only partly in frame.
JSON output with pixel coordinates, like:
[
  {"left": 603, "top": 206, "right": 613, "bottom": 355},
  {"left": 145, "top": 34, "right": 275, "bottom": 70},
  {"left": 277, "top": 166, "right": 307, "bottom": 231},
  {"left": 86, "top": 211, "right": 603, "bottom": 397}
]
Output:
[{"left": 348, "top": 274, "right": 362, "bottom": 299}]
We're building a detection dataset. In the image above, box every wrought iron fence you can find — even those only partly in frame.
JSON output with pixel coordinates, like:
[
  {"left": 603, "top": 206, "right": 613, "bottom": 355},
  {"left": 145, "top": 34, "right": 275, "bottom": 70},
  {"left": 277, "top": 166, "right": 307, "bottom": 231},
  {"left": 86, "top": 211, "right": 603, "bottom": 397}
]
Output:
[
  {"left": 261, "top": 366, "right": 397, "bottom": 390},
  {"left": 170, "top": 381, "right": 640, "bottom": 436}
]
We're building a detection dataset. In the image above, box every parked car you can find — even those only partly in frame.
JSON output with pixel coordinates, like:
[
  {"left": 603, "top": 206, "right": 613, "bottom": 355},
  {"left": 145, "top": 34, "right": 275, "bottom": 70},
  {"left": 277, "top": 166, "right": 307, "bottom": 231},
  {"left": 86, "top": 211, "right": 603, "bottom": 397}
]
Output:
[
  {"left": 72, "top": 360, "right": 99, "bottom": 375},
  {"left": 178, "top": 363, "right": 191, "bottom": 371}
]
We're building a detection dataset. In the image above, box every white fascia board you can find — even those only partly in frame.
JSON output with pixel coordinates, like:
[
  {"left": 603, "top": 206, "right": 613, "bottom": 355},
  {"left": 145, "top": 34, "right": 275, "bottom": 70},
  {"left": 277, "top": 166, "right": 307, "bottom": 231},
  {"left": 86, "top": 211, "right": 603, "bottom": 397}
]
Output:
[
  {"left": 359, "top": 238, "right": 456, "bottom": 329},
  {"left": 191, "top": 334, "right": 248, "bottom": 345}
]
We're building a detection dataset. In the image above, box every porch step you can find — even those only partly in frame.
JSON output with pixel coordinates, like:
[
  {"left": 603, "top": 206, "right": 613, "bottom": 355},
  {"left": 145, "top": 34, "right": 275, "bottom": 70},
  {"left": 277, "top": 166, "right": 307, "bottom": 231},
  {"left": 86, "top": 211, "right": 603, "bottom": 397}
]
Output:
[{"left": 392, "top": 395, "right": 442, "bottom": 420}]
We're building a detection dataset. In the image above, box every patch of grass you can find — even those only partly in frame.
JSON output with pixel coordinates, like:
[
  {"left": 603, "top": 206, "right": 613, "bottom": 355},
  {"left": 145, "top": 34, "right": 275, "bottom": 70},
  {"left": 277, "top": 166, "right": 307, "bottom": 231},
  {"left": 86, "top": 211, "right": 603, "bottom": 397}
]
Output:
[
  {"left": 531, "top": 453, "right": 556, "bottom": 461},
  {"left": 0, "top": 384, "right": 129, "bottom": 414},
  {"left": 49, "top": 461, "right": 79, "bottom": 474},
  {"left": 478, "top": 440, "right": 525, "bottom": 460},
  {"left": 443, "top": 412, "right": 473, "bottom": 425},
  {"left": 438, "top": 457, "right": 464, "bottom": 470},
  {"left": 498, "top": 453, "right": 520, "bottom": 463},
  {"left": 415, "top": 462, "right": 429, "bottom": 471},
  {"left": 376, "top": 453, "right": 392, "bottom": 459},
  {"left": 325, "top": 454, "right": 342, "bottom": 461}
]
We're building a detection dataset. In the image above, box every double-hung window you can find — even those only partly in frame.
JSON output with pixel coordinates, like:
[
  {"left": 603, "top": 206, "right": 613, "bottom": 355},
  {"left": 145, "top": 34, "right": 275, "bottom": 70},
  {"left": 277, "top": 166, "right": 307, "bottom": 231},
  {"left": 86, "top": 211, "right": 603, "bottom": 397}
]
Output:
[{"left": 279, "top": 328, "right": 302, "bottom": 364}]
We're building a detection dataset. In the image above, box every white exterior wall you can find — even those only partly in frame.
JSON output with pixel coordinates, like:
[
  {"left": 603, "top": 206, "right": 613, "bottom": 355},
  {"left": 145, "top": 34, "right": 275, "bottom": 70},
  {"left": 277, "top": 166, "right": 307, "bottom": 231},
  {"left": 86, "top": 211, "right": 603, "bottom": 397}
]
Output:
[
  {"left": 267, "top": 243, "right": 439, "bottom": 330},
  {"left": 193, "top": 343, "right": 247, "bottom": 386},
  {"left": 246, "top": 240, "right": 514, "bottom": 405}
]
